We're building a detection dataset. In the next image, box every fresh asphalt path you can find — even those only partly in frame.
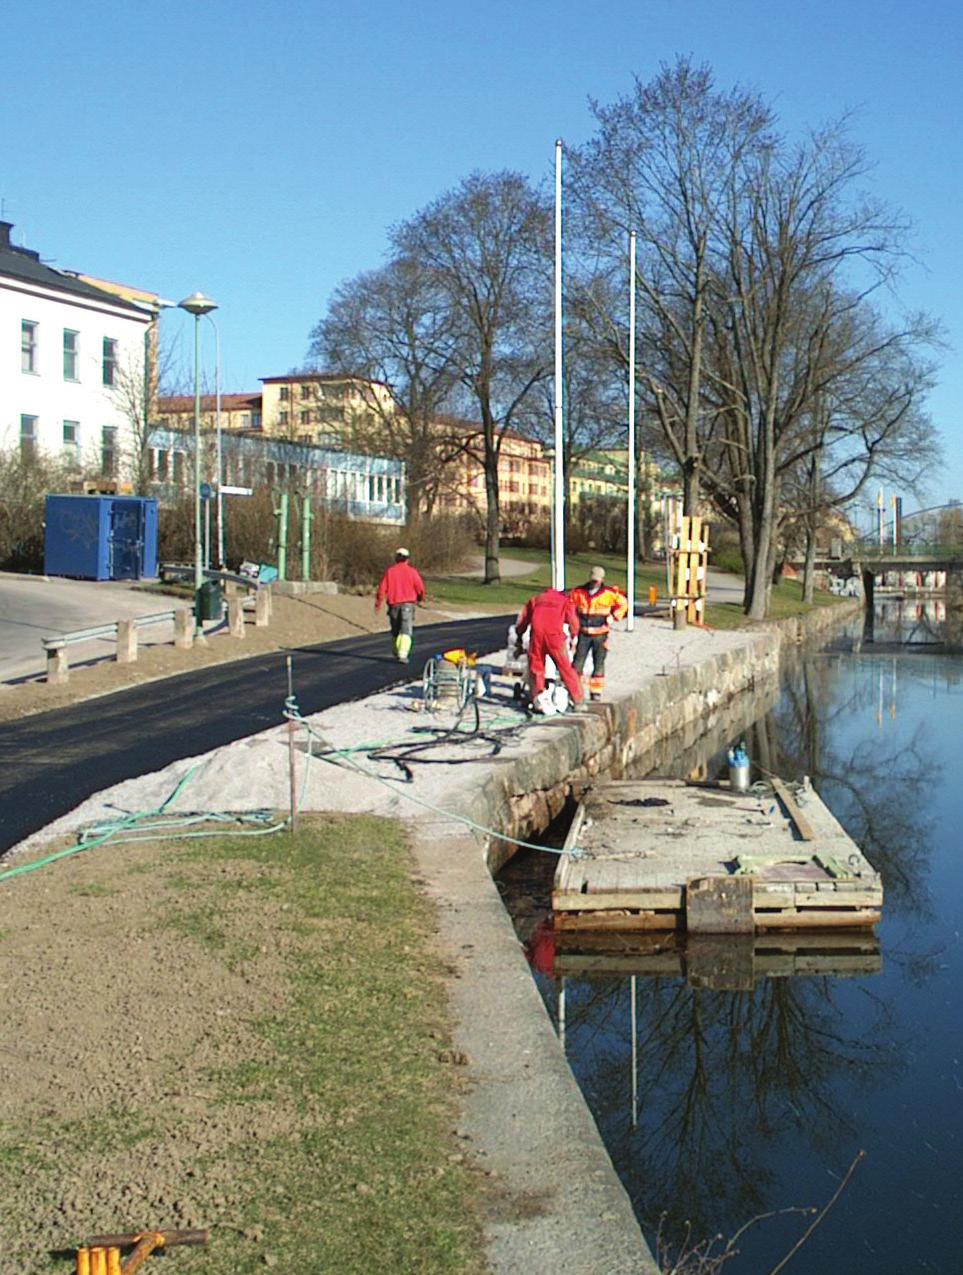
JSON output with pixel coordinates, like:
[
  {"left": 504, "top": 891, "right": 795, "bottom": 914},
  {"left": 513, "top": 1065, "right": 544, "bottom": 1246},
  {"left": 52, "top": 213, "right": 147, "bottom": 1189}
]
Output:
[{"left": 0, "top": 613, "right": 513, "bottom": 856}]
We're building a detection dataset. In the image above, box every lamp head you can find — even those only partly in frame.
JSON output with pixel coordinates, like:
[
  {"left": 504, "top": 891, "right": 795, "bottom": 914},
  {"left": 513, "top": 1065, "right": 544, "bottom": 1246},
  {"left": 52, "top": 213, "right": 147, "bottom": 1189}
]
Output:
[{"left": 178, "top": 291, "right": 218, "bottom": 317}]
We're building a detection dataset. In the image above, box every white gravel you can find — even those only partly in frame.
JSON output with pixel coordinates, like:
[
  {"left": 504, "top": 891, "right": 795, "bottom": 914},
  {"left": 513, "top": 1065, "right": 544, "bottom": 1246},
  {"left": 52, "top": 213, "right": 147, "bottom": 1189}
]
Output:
[{"left": 9, "top": 618, "right": 758, "bottom": 859}]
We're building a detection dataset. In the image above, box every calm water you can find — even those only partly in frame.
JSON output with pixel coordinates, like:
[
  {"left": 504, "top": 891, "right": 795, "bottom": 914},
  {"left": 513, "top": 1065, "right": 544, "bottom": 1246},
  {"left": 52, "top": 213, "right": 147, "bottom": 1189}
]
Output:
[{"left": 500, "top": 605, "right": 963, "bottom": 1274}]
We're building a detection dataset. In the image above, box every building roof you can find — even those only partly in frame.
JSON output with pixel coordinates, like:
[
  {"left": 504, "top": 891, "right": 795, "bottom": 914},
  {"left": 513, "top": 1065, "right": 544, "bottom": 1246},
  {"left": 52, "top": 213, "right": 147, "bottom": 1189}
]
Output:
[
  {"left": 259, "top": 371, "right": 389, "bottom": 390},
  {"left": 0, "top": 221, "right": 149, "bottom": 315},
  {"left": 158, "top": 393, "right": 262, "bottom": 413}
]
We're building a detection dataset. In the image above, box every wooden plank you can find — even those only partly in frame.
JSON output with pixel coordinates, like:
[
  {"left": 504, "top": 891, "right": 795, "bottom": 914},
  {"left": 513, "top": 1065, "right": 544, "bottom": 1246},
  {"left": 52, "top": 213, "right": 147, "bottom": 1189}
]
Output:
[
  {"left": 554, "top": 909, "right": 683, "bottom": 932},
  {"left": 553, "top": 888, "right": 683, "bottom": 911},
  {"left": 756, "top": 909, "right": 881, "bottom": 930},
  {"left": 770, "top": 777, "right": 815, "bottom": 841},
  {"left": 687, "top": 875, "right": 754, "bottom": 934}
]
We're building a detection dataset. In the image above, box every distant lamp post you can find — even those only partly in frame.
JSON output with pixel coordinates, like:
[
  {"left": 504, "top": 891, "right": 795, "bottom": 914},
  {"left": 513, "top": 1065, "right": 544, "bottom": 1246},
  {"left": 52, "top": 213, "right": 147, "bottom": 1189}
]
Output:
[
  {"left": 178, "top": 291, "right": 218, "bottom": 629},
  {"left": 205, "top": 314, "right": 224, "bottom": 568}
]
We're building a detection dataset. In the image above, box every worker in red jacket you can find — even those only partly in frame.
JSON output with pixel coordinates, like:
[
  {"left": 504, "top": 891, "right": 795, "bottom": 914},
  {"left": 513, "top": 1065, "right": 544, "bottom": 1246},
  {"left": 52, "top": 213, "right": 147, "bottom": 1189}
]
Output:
[
  {"left": 514, "top": 587, "right": 583, "bottom": 709},
  {"left": 569, "top": 566, "right": 628, "bottom": 700},
  {"left": 375, "top": 547, "right": 426, "bottom": 663}
]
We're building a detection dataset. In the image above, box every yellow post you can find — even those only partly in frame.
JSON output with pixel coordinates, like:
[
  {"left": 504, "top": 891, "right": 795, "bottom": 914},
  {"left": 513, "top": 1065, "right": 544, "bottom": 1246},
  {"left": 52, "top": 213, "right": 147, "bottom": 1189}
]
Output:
[
  {"left": 90, "top": 1249, "right": 108, "bottom": 1275},
  {"left": 106, "top": 1248, "right": 122, "bottom": 1275},
  {"left": 76, "top": 1249, "right": 91, "bottom": 1275}
]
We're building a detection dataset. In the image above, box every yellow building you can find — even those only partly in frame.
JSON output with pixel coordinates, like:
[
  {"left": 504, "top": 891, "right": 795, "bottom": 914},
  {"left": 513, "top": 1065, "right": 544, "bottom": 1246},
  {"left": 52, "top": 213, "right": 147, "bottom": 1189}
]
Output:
[
  {"left": 259, "top": 373, "right": 395, "bottom": 444},
  {"left": 156, "top": 392, "right": 263, "bottom": 434},
  {"left": 434, "top": 423, "right": 552, "bottom": 530}
]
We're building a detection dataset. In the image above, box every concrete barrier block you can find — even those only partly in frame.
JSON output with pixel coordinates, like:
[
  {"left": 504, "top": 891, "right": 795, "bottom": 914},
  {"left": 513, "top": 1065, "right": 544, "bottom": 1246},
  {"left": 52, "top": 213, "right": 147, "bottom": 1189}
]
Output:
[
  {"left": 46, "top": 647, "right": 68, "bottom": 684},
  {"left": 173, "top": 609, "right": 194, "bottom": 649},
  {"left": 116, "top": 619, "right": 138, "bottom": 664},
  {"left": 255, "top": 587, "right": 272, "bottom": 627},
  {"left": 228, "top": 598, "right": 245, "bottom": 639}
]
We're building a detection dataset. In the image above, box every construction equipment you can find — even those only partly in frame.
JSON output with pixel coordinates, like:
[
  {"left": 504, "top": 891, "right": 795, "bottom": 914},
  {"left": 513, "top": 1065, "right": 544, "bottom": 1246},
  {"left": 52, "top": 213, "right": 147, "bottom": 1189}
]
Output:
[
  {"left": 422, "top": 650, "right": 477, "bottom": 710},
  {"left": 75, "top": 1228, "right": 208, "bottom": 1274}
]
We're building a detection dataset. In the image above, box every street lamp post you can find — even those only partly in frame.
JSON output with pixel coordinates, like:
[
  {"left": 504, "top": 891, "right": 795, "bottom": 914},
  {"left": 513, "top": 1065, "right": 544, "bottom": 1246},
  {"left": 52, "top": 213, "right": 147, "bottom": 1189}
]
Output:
[
  {"left": 204, "top": 313, "right": 224, "bottom": 568},
  {"left": 178, "top": 291, "right": 218, "bottom": 631}
]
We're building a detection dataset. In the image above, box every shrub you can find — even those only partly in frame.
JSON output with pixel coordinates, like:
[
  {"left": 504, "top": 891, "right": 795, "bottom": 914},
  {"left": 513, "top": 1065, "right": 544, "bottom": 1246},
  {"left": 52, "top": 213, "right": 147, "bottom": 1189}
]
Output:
[
  {"left": 158, "top": 484, "right": 475, "bottom": 589},
  {"left": 0, "top": 450, "right": 75, "bottom": 572}
]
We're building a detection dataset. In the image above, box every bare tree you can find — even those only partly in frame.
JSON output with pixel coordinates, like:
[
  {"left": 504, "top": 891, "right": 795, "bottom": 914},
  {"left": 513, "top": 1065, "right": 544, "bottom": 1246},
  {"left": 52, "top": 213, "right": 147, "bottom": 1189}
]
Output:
[
  {"left": 575, "top": 60, "right": 941, "bottom": 617},
  {"left": 393, "top": 171, "right": 552, "bottom": 582},
  {"left": 308, "top": 256, "right": 466, "bottom": 522},
  {"left": 572, "top": 58, "right": 775, "bottom": 514},
  {"left": 111, "top": 318, "right": 178, "bottom": 495}
]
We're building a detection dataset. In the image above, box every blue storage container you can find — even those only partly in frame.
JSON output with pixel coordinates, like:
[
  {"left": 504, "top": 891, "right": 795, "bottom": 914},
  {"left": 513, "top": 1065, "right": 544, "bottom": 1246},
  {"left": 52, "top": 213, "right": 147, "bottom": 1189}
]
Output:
[{"left": 44, "top": 495, "right": 159, "bottom": 581}]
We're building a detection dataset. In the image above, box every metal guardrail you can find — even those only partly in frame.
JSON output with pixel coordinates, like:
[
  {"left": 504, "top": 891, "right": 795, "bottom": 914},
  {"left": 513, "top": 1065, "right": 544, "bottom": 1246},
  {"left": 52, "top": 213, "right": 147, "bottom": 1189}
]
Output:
[
  {"left": 158, "top": 562, "right": 262, "bottom": 590},
  {"left": 42, "top": 610, "right": 178, "bottom": 652}
]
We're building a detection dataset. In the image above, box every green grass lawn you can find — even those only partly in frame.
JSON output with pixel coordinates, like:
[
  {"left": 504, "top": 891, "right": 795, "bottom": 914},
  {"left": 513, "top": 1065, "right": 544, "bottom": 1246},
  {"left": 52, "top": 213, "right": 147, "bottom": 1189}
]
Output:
[
  {"left": 425, "top": 547, "right": 667, "bottom": 610},
  {"left": 705, "top": 577, "right": 848, "bottom": 629},
  {"left": 173, "top": 818, "right": 488, "bottom": 1275}
]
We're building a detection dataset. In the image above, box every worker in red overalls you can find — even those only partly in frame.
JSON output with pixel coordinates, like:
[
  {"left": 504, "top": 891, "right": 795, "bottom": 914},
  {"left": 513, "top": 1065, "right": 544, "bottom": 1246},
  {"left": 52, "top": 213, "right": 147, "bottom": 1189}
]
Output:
[
  {"left": 374, "top": 547, "right": 425, "bottom": 663},
  {"left": 514, "top": 587, "right": 583, "bottom": 710},
  {"left": 569, "top": 566, "right": 628, "bottom": 700}
]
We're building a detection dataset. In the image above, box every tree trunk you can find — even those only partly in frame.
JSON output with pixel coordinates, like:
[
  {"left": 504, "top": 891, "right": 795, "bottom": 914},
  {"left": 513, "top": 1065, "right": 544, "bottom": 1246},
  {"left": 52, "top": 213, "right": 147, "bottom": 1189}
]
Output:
[{"left": 802, "top": 527, "right": 817, "bottom": 604}]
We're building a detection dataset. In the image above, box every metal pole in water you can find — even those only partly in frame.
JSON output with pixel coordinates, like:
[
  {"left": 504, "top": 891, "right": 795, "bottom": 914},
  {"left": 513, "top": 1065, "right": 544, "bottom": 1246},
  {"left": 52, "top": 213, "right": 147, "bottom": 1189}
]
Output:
[
  {"left": 630, "top": 973, "right": 638, "bottom": 1129},
  {"left": 558, "top": 976, "right": 566, "bottom": 1052},
  {"left": 286, "top": 654, "right": 297, "bottom": 832}
]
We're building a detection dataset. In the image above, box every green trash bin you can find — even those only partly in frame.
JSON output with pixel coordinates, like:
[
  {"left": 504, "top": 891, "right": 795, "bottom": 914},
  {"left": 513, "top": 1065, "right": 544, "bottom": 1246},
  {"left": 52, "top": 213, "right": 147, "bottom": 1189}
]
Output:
[{"left": 196, "top": 579, "right": 223, "bottom": 622}]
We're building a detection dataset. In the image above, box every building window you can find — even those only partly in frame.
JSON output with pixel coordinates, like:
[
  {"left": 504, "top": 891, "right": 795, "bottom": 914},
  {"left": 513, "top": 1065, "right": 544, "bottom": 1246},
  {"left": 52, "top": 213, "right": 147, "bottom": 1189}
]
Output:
[
  {"left": 101, "top": 426, "right": 118, "bottom": 477},
  {"left": 63, "top": 330, "right": 79, "bottom": 380},
  {"left": 300, "top": 409, "right": 312, "bottom": 425},
  {"left": 279, "top": 410, "right": 289, "bottom": 427},
  {"left": 21, "top": 321, "right": 37, "bottom": 373},
  {"left": 173, "top": 451, "right": 185, "bottom": 485},
  {"left": 154, "top": 449, "right": 169, "bottom": 481},
  {"left": 300, "top": 384, "right": 312, "bottom": 400},
  {"left": 102, "top": 338, "right": 118, "bottom": 386},
  {"left": 20, "top": 414, "right": 37, "bottom": 461},
  {"left": 279, "top": 386, "right": 290, "bottom": 402},
  {"left": 63, "top": 420, "right": 80, "bottom": 465}
]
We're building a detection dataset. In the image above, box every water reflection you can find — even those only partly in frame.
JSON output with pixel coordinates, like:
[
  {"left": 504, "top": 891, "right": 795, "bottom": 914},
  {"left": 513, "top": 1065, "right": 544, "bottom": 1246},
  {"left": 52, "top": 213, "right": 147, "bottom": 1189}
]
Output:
[{"left": 544, "top": 950, "right": 900, "bottom": 1251}]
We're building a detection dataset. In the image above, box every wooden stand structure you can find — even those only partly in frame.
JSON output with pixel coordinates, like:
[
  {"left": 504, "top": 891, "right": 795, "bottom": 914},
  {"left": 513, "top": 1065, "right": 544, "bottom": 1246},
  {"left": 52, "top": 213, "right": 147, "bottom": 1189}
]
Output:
[
  {"left": 553, "top": 779, "right": 883, "bottom": 933},
  {"left": 668, "top": 515, "right": 709, "bottom": 625}
]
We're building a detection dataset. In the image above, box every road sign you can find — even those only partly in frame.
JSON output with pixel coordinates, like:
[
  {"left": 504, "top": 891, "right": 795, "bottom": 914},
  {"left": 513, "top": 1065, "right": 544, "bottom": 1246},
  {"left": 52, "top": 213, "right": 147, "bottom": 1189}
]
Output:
[
  {"left": 220, "top": 485, "right": 253, "bottom": 496},
  {"left": 200, "top": 482, "right": 213, "bottom": 500}
]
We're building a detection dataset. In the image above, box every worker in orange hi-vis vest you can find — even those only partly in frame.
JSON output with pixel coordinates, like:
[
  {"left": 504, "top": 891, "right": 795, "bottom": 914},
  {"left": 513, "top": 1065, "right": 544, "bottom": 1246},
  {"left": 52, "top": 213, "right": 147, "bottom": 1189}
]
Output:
[{"left": 568, "top": 566, "right": 629, "bottom": 700}]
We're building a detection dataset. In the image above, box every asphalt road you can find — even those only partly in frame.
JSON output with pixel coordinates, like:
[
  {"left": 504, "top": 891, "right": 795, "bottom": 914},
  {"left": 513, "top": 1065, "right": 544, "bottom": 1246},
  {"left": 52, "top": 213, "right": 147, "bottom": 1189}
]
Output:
[{"left": 0, "top": 613, "right": 513, "bottom": 856}]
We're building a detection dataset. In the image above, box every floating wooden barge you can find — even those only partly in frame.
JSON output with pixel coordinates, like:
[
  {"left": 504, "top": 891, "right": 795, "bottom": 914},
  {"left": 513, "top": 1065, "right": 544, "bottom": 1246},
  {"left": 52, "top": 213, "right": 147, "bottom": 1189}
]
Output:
[{"left": 553, "top": 779, "right": 883, "bottom": 933}]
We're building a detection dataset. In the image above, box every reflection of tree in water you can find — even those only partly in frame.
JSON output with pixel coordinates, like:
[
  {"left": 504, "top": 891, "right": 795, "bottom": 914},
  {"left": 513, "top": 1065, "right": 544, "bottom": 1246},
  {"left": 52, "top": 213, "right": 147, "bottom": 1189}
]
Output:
[
  {"left": 557, "top": 968, "right": 901, "bottom": 1249},
  {"left": 762, "top": 652, "right": 939, "bottom": 921}
]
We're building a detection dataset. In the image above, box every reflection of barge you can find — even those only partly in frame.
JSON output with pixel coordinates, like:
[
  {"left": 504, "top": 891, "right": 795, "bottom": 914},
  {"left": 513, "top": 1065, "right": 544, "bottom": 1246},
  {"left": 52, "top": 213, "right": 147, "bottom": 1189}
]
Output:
[
  {"left": 553, "top": 931, "right": 881, "bottom": 989},
  {"left": 553, "top": 779, "right": 884, "bottom": 934}
]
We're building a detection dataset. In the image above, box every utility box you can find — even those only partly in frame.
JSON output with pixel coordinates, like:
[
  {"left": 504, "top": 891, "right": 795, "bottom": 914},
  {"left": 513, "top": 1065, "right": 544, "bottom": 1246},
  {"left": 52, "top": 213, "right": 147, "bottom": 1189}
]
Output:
[{"left": 44, "top": 495, "right": 159, "bottom": 581}]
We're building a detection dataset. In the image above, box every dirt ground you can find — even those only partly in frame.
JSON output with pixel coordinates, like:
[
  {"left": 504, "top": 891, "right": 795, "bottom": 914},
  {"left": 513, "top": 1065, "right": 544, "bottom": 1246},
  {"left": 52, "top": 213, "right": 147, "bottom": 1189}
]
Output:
[
  {"left": 0, "top": 591, "right": 482, "bottom": 724},
  {"left": 0, "top": 838, "right": 296, "bottom": 1271}
]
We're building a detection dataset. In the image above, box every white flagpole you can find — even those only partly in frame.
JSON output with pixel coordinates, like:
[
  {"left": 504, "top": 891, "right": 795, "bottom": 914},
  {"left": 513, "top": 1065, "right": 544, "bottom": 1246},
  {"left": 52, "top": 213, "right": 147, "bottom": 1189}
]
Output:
[
  {"left": 627, "top": 230, "right": 637, "bottom": 630},
  {"left": 553, "top": 139, "right": 565, "bottom": 592}
]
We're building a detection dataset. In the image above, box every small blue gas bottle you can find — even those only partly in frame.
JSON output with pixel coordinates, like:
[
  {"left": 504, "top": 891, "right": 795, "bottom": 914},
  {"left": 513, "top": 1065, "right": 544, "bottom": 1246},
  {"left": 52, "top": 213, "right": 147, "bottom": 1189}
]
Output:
[{"left": 727, "top": 742, "right": 751, "bottom": 792}]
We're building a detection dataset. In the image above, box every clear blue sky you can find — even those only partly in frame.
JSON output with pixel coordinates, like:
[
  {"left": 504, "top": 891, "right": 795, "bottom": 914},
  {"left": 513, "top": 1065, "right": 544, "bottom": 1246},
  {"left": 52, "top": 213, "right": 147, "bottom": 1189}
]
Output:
[{"left": 4, "top": 0, "right": 962, "bottom": 513}]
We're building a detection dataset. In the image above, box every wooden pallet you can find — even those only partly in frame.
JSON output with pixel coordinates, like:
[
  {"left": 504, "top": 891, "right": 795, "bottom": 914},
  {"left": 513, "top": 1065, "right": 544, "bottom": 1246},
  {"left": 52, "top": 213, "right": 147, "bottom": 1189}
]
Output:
[{"left": 553, "top": 779, "right": 883, "bottom": 933}]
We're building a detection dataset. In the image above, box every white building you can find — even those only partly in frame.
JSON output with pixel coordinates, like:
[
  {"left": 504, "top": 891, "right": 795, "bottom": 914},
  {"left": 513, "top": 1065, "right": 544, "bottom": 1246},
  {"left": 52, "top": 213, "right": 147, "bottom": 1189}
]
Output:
[{"left": 0, "top": 220, "right": 154, "bottom": 479}]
